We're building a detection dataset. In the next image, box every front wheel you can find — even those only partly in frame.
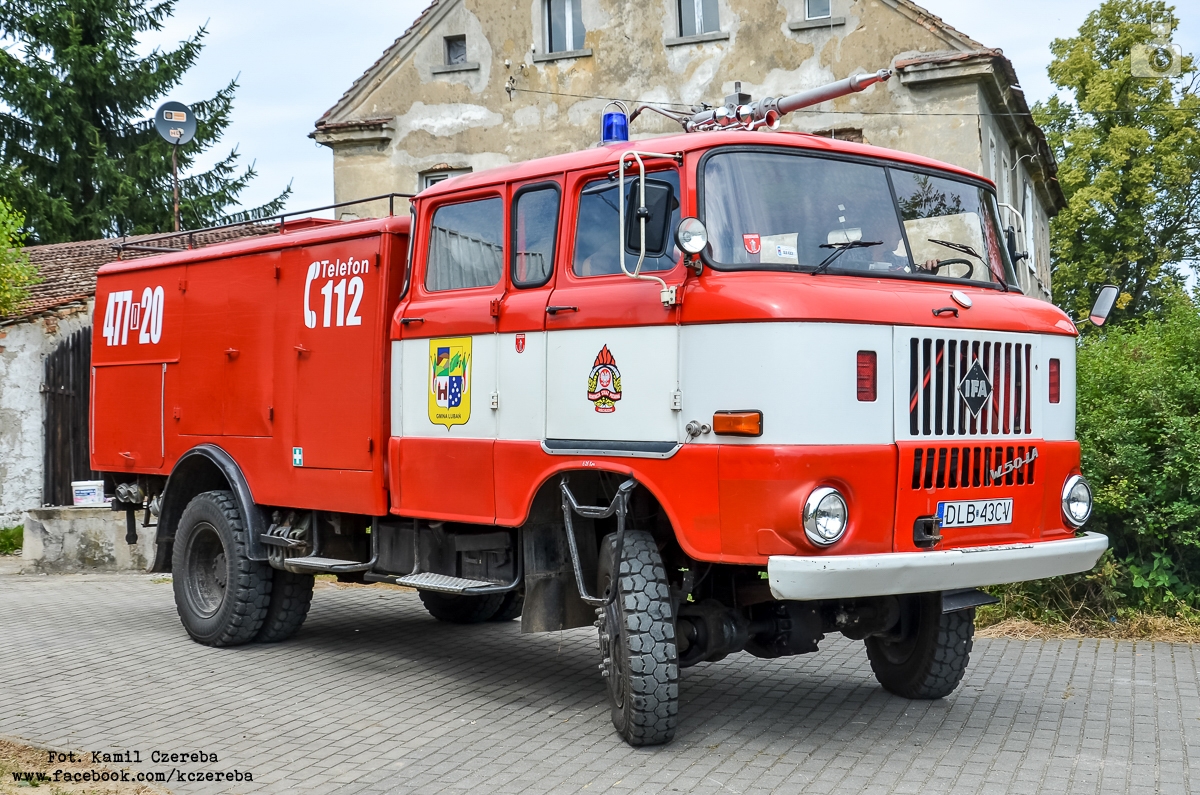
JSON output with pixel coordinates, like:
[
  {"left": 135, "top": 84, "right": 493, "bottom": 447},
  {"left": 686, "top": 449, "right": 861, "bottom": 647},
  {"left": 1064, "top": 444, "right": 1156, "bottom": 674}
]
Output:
[
  {"left": 864, "top": 592, "right": 973, "bottom": 699},
  {"left": 596, "top": 530, "right": 679, "bottom": 747}
]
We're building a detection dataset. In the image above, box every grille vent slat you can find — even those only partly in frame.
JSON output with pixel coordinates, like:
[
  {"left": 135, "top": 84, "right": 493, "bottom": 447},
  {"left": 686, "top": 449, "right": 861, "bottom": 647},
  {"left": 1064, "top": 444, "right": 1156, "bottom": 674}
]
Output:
[
  {"left": 908, "top": 337, "right": 1034, "bottom": 438},
  {"left": 909, "top": 446, "right": 1037, "bottom": 490}
]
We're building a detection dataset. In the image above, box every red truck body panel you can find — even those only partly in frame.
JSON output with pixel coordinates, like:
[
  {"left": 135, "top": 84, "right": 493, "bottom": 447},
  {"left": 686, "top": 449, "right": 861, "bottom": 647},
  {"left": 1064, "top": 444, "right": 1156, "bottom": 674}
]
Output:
[{"left": 92, "top": 217, "right": 410, "bottom": 517}]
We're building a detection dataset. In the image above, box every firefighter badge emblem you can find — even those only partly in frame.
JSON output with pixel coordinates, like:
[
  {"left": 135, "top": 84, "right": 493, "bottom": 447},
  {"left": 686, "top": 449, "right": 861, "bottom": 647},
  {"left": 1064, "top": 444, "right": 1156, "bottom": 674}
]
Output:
[
  {"left": 587, "top": 345, "right": 622, "bottom": 413},
  {"left": 429, "top": 337, "right": 472, "bottom": 429}
]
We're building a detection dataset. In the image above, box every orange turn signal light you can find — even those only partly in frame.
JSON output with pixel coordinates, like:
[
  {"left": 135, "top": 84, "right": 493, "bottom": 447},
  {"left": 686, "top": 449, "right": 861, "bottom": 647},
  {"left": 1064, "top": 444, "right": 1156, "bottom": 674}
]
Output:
[{"left": 712, "top": 410, "right": 763, "bottom": 437}]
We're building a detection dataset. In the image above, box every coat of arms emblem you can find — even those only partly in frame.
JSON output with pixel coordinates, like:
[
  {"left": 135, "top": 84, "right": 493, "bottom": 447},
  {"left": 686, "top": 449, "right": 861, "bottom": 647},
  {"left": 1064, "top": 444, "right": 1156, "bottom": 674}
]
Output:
[
  {"left": 428, "top": 337, "right": 472, "bottom": 429},
  {"left": 587, "top": 345, "right": 622, "bottom": 413}
]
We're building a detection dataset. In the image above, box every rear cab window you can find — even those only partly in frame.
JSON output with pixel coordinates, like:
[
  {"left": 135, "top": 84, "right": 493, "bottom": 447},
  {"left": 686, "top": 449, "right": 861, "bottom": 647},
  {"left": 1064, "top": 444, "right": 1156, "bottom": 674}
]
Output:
[{"left": 425, "top": 197, "right": 505, "bottom": 291}]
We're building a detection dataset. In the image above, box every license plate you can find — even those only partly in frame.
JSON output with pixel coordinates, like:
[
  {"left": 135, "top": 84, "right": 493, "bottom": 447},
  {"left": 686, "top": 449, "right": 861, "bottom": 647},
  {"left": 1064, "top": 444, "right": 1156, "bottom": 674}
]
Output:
[{"left": 937, "top": 498, "right": 1013, "bottom": 528}]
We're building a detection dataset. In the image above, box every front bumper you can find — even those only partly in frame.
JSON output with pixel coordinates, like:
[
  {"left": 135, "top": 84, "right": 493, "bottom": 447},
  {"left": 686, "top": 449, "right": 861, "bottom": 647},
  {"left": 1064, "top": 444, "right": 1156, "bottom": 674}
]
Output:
[{"left": 767, "top": 532, "right": 1108, "bottom": 601}]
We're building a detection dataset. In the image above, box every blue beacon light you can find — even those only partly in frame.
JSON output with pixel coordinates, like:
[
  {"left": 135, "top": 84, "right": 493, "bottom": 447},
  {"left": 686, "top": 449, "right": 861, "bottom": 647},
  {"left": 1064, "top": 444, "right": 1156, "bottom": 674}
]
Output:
[{"left": 601, "top": 100, "right": 629, "bottom": 144}]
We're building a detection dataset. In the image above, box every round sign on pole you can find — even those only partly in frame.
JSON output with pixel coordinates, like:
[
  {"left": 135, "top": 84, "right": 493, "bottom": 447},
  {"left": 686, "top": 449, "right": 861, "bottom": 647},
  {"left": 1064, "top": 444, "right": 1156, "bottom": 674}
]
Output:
[{"left": 154, "top": 101, "right": 196, "bottom": 146}]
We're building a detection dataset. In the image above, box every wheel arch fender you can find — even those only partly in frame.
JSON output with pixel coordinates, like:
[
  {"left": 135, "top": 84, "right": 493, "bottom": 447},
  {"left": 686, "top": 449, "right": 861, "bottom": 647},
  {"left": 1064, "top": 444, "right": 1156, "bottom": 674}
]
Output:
[{"left": 154, "top": 444, "right": 266, "bottom": 572}]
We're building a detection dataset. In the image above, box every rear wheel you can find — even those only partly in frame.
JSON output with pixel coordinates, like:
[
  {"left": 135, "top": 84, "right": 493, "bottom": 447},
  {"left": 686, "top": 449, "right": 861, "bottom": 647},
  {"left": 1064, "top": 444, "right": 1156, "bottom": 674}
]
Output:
[
  {"left": 864, "top": 592, "right": 973, "bottom": 699},
  {"left": 171, "top": 490, "right": 271, "bottom": 647},
  {"left": 596, "top": 530, "right": 679, "bottom": 747},
  {"left": 255, "top": 570, "right": 315, "bottom": 643},
  {"left": 419, "top": 591, "right": 505, "bottom": 624},
  {"left": 489, "top": 590, "right": 524, "bottom": 622}
]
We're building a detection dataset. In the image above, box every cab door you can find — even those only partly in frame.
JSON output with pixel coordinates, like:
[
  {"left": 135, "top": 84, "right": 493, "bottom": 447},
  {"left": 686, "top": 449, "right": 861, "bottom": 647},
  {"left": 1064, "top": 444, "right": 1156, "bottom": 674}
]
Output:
[
  {"left": 398, "top": 190, "right": 506, "bottom": 522},
  {"left": 543, "top": 166, "right": 686, "bottom": 454}
]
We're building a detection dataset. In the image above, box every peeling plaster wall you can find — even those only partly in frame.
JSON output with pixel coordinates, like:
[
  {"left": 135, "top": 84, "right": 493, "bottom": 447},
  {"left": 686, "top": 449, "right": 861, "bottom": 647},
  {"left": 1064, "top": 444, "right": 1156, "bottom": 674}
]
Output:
[
  {"left": 0, "top": 304, "right": 93, "bottom": 527},
  {"left": 321, "top": 0, "right": 1052, "bottom": 296}
]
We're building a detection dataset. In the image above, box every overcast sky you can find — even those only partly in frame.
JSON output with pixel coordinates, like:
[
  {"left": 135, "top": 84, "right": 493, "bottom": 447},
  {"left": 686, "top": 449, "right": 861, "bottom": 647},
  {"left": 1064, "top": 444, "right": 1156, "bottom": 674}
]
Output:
[{"left": 142, "top": 0, "right": 1199, "bottom": 217}]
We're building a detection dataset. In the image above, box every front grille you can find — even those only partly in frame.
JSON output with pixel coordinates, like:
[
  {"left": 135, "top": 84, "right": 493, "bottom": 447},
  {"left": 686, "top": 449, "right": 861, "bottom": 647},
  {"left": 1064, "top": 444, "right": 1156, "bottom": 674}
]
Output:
[
  {"left": 909, "top": 337, "right": 1033, "bottom": 437},
  {"left": 910, "top": 445, "right": 1038, "bottom": 490}
]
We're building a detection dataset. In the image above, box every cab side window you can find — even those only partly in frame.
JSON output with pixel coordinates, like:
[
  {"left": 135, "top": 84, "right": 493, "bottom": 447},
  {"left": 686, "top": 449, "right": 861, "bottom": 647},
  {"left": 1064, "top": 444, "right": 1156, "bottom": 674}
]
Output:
[
  {"left": 511, "top": 186, "right": 559, "bottom": 288},
  {"left": 425, "top": 197, "right": 504, "bottom": 291},
  {"left": 573, "top": 170, "right": 681, "bottom": 277}
]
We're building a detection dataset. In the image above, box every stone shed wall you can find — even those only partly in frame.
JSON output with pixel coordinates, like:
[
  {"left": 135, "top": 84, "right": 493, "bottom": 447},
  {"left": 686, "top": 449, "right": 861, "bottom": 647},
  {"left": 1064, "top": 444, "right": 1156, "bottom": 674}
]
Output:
[{"left": 0, "top": 302, "right": 94, "bottom": 527}]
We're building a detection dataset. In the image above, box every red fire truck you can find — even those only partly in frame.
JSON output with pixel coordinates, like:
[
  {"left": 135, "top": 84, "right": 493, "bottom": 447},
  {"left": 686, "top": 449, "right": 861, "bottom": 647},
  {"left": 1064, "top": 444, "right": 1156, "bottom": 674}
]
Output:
[{"left": 92, "top": 70, "right": 1113, "bottom": 746}]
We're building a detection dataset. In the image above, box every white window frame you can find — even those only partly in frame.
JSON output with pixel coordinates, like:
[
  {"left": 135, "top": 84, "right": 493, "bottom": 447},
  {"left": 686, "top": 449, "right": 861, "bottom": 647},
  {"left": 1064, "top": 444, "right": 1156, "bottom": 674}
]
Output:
[
  {"left": 805, "top": 0, "right": 832, "bottom": 20},
  {"left": 679, "top": 0, "right": 720, "bottom": 37},
  {"left": 421, "top": 168, "right": 471, "bottom": 191},
  {"left": 545, "top": 0, "right": 584, "bottom": 54}
]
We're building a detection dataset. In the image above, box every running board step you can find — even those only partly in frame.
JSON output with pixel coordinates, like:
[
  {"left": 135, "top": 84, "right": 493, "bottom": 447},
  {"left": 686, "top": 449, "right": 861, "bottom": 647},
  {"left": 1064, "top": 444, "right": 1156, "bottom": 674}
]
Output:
[
  {"left": 282, "top": 556, "right": 373, "bottom": 574},
  {"left": 391, "top": 572, "right": 495, "bottom": 594}
]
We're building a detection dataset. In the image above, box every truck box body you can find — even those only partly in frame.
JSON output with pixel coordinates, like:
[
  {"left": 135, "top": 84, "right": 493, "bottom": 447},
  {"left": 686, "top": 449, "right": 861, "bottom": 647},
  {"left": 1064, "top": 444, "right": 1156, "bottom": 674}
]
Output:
[{"left": 92, "top": 217, "right": 409, "bottom": 517}]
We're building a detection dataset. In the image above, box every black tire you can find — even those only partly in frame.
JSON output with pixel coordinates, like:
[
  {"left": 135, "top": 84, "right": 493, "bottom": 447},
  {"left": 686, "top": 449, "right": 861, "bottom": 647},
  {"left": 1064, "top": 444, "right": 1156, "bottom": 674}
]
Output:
[
  {"left": 864, "top": 593, "right": 973, "bottom": 699},
  {"left": 255, "top": 569, "right": 315, "bottom": 643},
  {"left": 171, "top": 490, "right": 271, "bottom": 647},
  {"left": 489, "top": 590, "right": 524, "bottom": 622},
  {"left": 596, "top": 530, "right": 679, "bottom": 747},
  {"left": 419, "top": 591, "right": 505, "bottom": 624}
]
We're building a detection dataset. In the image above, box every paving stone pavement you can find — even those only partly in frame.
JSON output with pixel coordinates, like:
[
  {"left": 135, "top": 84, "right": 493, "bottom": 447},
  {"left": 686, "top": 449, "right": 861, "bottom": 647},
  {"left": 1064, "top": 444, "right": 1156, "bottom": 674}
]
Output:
[{"left": 0, "top": 570, "right": 1197, "bottom": 795}]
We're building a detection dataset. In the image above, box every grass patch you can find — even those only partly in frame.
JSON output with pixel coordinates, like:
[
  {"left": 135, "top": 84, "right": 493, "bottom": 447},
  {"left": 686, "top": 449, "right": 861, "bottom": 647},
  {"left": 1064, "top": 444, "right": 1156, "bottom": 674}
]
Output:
[
  {"left": 0, "top": 738, "right": 168, "bottom": 794},
  {"left": 0, "top": 526, "right": 21, "bottom": 556}
]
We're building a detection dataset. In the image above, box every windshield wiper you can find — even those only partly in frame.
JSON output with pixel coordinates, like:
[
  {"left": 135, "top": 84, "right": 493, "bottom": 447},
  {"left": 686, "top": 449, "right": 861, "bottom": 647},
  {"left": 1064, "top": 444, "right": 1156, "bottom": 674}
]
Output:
[
  {"left": 928, "top": 238, "right": 981, "bottom": 259},
  {"left": 812, "top": 240, "right": 882, "bottom": 275}
]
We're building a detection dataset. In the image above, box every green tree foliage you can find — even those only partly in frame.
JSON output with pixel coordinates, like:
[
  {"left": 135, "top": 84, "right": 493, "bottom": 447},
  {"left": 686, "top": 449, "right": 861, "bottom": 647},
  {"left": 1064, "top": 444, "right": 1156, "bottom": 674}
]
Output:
[
  {"left": 1076, "top": 290, "right": 1200, "bottom": 610},
  {"left": 0, "top": 196, "right": 38, "bottom": 316},
  {"left": 0, "top": 1, "right": 290, "bottom": 243},
  {"left": 1034, "top": 1, "right": 1199, "bottom": 325}
]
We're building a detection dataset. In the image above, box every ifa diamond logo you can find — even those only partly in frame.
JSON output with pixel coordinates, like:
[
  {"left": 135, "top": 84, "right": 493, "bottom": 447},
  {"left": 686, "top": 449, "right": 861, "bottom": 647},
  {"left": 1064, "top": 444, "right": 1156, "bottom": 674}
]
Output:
[{"left": 957, "top": 360, "right": 992, "bottom": 417}]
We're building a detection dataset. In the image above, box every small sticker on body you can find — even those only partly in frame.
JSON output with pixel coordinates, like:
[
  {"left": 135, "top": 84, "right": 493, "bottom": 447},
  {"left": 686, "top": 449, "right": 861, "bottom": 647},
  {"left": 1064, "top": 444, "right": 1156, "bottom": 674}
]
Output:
[{"left": 292, "top": 447, "right": 303, "bottom": 467}]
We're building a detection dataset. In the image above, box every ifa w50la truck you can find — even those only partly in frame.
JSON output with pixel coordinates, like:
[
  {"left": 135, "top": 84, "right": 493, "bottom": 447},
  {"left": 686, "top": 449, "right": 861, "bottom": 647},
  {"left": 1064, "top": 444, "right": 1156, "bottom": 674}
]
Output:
[{"left": 92, "top": 70, "right": 1113, "bottom": 746}]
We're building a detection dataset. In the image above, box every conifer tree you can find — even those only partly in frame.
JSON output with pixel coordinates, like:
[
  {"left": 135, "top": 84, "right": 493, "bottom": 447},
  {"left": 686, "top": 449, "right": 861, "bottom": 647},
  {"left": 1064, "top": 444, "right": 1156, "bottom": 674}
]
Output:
[{"left": 0, "top": 1, "right": 290, "bottom": 243}]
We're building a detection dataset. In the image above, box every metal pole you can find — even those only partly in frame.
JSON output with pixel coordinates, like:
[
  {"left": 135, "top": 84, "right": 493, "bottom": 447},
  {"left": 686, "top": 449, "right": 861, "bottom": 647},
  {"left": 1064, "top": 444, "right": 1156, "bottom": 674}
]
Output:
[{"left": 172, "top": 143, "right": 180, "bottom": 233}]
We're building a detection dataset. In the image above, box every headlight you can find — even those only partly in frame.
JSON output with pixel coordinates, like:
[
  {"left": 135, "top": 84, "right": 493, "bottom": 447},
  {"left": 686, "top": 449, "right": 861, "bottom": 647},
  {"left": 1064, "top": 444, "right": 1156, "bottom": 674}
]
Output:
[
  {"left": 803, "top": 487, "right": 848, "bottom": 546},
  {"left": 1061, "top": 475, "right": 1093, "bottom": 527},
  {"left": 674, "top": 217, "right": 708, "bottom": 255}
]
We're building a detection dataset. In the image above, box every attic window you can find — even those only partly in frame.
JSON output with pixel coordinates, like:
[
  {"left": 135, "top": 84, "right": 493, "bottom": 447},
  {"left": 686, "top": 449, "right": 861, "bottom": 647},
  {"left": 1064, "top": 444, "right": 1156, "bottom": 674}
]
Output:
[
  {"left": 806, "top": 0, "right": 831, "bottom": 19},
  {"left": 444, "top": 35, "right": 467, "bottom": 65}
]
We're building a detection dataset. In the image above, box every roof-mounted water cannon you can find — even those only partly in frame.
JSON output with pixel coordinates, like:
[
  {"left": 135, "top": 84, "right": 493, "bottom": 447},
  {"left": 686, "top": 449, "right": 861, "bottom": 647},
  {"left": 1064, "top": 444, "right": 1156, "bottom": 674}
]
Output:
[{"left": 650, "top": 68, "right": 892, "bottom": 133}]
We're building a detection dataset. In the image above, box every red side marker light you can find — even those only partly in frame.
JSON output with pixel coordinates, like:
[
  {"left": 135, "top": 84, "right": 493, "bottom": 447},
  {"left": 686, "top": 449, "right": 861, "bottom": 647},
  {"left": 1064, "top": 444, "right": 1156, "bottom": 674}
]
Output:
[
  {"left": 1048, "top": 358, "right": 1061, "bottom": 404},
  {"left": 713, "top": 410, "right": 763, "bottom": 437},
  {"left": 856, "top": 351, "right": 877, "bottom": 402}
]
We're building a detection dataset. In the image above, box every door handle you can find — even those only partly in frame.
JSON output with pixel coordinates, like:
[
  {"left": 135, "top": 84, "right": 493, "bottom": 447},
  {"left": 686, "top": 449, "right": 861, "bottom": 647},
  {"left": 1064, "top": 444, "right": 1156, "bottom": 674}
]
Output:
[
  {"left": 932, "top": 307, "right": 960, "bottom": 318},
  {"left": 400, "top": 317, "right": 425, "bottom": 325},
  {"left": 224, "top": 348, "right": 239, "bottom": 358},
  {"left": 546, "top": 306, "right": 579, "bottom": 315},
  {"left": 295, "top": 344, "right": 311, "bottom": 357}
]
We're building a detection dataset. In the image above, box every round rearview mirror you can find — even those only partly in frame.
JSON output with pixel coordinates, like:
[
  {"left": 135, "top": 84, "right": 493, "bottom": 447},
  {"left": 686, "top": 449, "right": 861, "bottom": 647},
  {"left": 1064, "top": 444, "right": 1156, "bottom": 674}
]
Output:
[
  {"left": 675, "top": 217, "right": 708, "bottom": 255},
  {"left": 1089, "top": 284, "right": 1119, "bottom": 327}
]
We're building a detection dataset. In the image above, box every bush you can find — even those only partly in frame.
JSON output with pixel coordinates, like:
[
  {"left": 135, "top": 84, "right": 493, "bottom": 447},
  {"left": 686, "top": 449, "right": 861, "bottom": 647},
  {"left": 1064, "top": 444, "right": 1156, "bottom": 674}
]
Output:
[
  {"left": 1075, "top": 291, "right": 1200, "bottom": 612},
  {"left": 0, "top": 525, "right": 21, "bottom": 556}
]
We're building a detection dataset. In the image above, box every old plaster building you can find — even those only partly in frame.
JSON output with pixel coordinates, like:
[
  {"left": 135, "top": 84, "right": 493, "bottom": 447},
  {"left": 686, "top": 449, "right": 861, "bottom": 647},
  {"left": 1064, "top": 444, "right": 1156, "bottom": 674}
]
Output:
[{"left": 312, "top": 0, "right": 1062, "bottom": 298}]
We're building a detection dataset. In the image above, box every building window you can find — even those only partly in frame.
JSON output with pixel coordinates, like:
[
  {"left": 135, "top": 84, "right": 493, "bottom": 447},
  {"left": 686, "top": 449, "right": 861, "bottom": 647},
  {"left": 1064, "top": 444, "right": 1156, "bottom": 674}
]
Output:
[
  {"left": 805, "top": 0, "right": 831, "bottom": 19},
  {"left": 444, "top": 35, "right": 467, "bottom": 65},
  {"left": 679, "top": 0, "right": 719, "bottom": 37},
  {"left": 421, "top": 167, "right": 471, "bottom": 191},
  {"left": 426, "top": 198, "right": 504, "bottom": 292},
  {"left": 546, "top": 0, "right": 584, "bottom": 53}
]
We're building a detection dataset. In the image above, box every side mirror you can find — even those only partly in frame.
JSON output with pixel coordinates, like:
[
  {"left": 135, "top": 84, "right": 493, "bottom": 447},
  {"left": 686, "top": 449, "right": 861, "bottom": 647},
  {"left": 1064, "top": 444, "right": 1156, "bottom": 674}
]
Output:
[
  {"left": 1089, "top": 284, "right": 1119, "bottom": 326},
  {"left": 1004, "top": 226, "right": 1028, "bottom": 263},
  {"left": 624, "top": 179, "right": 673, "bottom": 259}
]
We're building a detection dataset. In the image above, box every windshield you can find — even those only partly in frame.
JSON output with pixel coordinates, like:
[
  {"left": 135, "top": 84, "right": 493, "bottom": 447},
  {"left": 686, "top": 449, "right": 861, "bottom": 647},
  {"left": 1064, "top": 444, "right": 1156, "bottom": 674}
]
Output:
[{"left": 702, "top": 150, "right": 1016, "bottom": 288}]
